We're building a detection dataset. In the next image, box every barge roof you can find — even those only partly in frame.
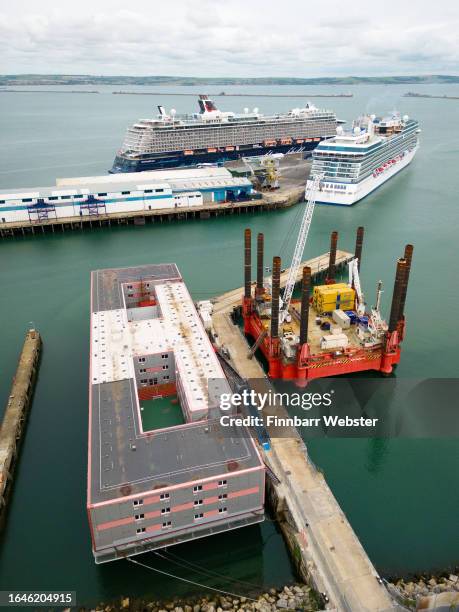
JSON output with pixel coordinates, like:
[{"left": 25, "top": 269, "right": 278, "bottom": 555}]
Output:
[{"left": 89, "top": 263, "right": 262, "bottom": 507}]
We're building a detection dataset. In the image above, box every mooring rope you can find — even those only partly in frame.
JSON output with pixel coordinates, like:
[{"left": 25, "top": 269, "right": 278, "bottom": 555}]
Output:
[{"left": 127, "top": 557, "right": 258, "bottom": 601}]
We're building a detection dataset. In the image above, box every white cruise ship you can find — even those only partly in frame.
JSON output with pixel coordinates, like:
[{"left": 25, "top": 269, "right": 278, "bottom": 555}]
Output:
[{"left": 307, "top": 113, "right": 420, "bottom": 205}]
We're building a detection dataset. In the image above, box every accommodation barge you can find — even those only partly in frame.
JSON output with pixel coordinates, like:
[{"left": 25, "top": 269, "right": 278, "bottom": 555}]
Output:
[{"left": 88, "top": 263, "right": 265, "bottom": 563}]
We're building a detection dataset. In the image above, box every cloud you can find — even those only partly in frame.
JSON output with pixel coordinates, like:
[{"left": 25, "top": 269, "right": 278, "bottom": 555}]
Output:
[{"left": 0, "top": 0, "right": 458, "bottom": 76}]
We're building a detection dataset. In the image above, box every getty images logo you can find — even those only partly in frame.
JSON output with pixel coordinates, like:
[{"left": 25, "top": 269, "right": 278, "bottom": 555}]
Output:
[{"left": 219, "top": 389, "right": 334, "bottom": 412}]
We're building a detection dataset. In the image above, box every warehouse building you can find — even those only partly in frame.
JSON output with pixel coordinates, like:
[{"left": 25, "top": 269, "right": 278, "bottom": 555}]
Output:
[{"left": 0, "top": 167, "right": 254, "bottom": 224}]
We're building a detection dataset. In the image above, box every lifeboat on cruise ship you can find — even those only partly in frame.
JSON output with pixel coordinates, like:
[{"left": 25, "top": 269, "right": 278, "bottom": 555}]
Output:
[
  {"left": 184, "top": 150, "right": 194, "bottom": 155},
  {"left": 280, "top": 138, "right": 293, "bottom": 145},
  {"left": 207, "top": 147, "right": 217, "bottom": 153},
  {"left": 263, "top": 139, "right": 277, "bottom": 147}
]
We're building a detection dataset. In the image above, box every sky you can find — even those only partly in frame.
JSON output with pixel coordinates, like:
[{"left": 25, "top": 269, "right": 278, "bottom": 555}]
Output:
[{"left": 0, "top": 0, "right": 458, "bottom": 77}]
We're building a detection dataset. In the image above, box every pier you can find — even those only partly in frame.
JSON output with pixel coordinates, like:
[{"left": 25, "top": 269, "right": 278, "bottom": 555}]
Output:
[
  {"left": 0, "top": 190, "right": 305, "bottom": 240},
  {"left": 0, "top": 329, "right": 41, "bottom": 527},
  {"left": 210, "top": 253, "right": 396, "bottom": 611}
]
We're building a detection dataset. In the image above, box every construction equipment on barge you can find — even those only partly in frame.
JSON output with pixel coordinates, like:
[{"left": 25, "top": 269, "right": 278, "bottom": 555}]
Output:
[{"left": 241, "top": 178, "right": 413, "bottom": 380}]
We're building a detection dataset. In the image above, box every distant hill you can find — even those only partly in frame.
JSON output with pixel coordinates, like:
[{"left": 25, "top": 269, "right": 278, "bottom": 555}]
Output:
[{"left": 1, "top": 74, "right": 459, "bottom": 86}]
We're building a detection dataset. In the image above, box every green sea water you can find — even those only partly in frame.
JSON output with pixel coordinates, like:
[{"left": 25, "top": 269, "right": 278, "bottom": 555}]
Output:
[{"left": 0, "top": 84, "right": 458, "bottom": 606}]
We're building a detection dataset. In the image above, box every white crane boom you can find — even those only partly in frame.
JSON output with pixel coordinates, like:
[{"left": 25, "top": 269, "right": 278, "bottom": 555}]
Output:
[
  {"left": 280, "top": 174, "right": 323, "bottom": 322},
  {"left": 348, "top": 258, "right": 366, "bottom": 316}
]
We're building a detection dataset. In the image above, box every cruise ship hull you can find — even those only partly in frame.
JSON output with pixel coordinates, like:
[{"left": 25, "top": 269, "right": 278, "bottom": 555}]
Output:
[
  {"left": 310, "top": 146, "right": 418, "bottom": 206},
  {"left": 111, "top": 141, "right": 320, "bottom": 173}
]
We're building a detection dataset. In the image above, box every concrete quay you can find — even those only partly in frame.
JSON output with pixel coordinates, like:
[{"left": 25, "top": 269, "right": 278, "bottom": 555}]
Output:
[
  {"left": 210, "top": 255, "right": 397, "bottom": 611},
  {"left": 0, "top": 329, "right": 41, "bottom": 528}
]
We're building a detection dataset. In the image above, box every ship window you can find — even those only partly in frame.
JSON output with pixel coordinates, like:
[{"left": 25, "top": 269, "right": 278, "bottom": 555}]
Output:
[
  {"left": 163, "top": 375, "right": 170, "bottom": 380},
  {"left": 98, "top": 193, "right": 107, "bottom": 197},
  {"left": 0, "top": 200, "right": 4, "bottom": 204},
  {"left": 194, "top": 513, "right": 204, "bottom": 520},
  {"left": 48, "top": 196, "right": 57, "bottom": 200},
  {"left": 194, "top": 499, "right": 203, "bottom": 507},
  {"left": 218, "top": 507, "right": 227, "bottom": 513},
  {"left": 162, "top": 521, "right": 172, "bottom": 528},
  {"left": 138, "top": 357, "right": 146, "bottom": 363},
  {"left": 218, "top": 494, "right": 227, "bottom": 500},
  {"left": 136, "top": 527, "right": 146, "bottom": 534},
  {"left": 161, "top": 507, "right": 170, "bottom": 515},
  {"left": 161, "top": 354, "right": 168, "bottom": 359},
  {"left": 162, "top": 364, "right": 168, "bottom": 370},
  {"left": 140, "top": 368, "right": 146, "bottom": 373},
  {"left": 160, "top": 493, "right": 170, "bottom": 500},
  {"left": 144, "top": 189, "right": 153, "bottom": 193},
  {"left": 218, "top": 480, "right": 227, "bottom": 487},
  {"left": 122, "top": 191, "right": 130, "bottom": 195},
  {"left": 156, "top": 189, "right": 164, "bottom": 193},
  {"left": 133, "top": 499, "right": 143, "bottom": 507},
  {"left": 74, "top": 194, "right": 83, "bottom": 198},
  {"left": 140, "top": 379, "right": 147, "bottom": 384},
  {"left": 61, "top": 195, "right": 71, "bottom": 199},
  {"left": 193, "top": 485, "right": 203, "bottom": 493},
  {"left": 22, "top": 198, "right": 32, "bottom": 202},
  {"left": 134, "top": 514, "right": 144, "bottom": 521}
]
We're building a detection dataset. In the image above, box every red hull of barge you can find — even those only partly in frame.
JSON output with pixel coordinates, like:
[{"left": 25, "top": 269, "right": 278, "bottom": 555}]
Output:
[{"left": 243, "top": 299, "right": 402, "bottom": 381}]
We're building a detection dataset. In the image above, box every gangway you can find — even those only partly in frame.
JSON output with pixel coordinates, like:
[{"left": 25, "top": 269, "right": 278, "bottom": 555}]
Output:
[
  {"left": 247, "top": 329, "right": 268, "bottom": 359},
  {"left": 216, "top": 350, "right": 271, "bottom": 451},
  {"left": 79, "top": 194, "right": 107, "bottom": 216},
  {"left": 27, "top": 198, "right": 57, "bottom": 223}
]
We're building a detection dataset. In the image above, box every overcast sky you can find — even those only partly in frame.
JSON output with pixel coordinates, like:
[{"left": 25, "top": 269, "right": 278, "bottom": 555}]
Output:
[{"left": 0, "top": 0, "right": 458, "bottom": 76}]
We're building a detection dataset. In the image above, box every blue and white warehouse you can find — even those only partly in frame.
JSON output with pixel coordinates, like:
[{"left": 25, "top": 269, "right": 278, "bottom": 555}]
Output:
[{"left": 0, "top": 167, "right": 254, "bottom": 224}]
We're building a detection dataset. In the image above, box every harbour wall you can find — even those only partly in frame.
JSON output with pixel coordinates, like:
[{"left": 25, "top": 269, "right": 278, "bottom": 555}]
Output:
[{"left": 0, "top": 329, "right": 42, "bottom": 528}]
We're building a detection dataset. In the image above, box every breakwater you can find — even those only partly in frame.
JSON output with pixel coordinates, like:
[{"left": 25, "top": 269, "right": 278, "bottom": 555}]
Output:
[{"left": 0, "top": 329, "right": 42, "bottom": 528}]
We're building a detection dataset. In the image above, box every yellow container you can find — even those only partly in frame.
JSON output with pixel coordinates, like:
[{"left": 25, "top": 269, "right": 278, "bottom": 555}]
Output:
[{"left": 313, "top": 283, "right": 355, "bottom": 312}]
